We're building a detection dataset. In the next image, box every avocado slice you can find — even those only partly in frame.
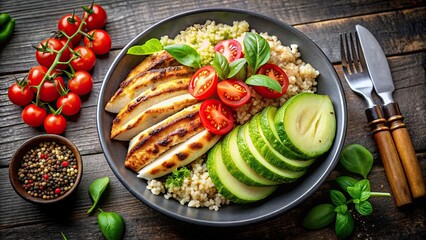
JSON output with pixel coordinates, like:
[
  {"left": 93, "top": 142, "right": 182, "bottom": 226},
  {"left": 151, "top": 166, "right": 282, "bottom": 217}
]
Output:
[
  {"left": 207, "top": 144, "right": 277, "bottom": 204},
  {"left": 275, "top": 93, "right": 336, "bottom": 158}
]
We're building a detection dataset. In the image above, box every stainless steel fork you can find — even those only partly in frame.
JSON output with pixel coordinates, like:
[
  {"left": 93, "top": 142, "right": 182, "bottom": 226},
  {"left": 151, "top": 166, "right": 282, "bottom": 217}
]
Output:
[{"left": 340, "top": 32, "right": 412, "bottom": 206}]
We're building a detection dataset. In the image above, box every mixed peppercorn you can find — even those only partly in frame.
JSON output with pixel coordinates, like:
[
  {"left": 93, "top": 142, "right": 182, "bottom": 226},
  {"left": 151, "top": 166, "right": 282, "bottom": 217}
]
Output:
[{"left": 17, "top": 141, "right": 78, "bottom": 200}]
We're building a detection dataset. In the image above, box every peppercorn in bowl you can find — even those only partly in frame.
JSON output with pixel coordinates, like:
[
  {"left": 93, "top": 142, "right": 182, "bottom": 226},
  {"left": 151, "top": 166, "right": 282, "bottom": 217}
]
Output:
[{"left": 9, "top": 134, "right": 83, "bottom": 204}]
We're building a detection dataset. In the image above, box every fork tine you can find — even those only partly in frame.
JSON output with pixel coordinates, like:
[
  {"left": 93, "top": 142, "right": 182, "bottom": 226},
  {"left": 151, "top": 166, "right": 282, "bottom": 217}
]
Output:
[
  {"left": 340, "top": 33, "right": 347, "bottom": 69},
  {"left": 343, "top": 33, "right": 355, "bottom": 74},
  {"left": 354, "top": 31, "right": 368, "bottom": 72},
  {"left": 349, "top": 32, "right": 360, "bottom": 72}
]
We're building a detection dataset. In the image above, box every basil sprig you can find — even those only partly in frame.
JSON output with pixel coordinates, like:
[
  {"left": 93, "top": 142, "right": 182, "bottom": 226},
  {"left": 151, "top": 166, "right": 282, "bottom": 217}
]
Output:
[
  {"left": 303, "top": 144, "right": 390, "bottom": 239},
  {"left": 243, "top": 32, "right": 270, "bottom": 73},
  {"left": 213, "top": 52, "right": 247, "bottom": 80},
  {"left": 87, "top": 176, "right": 110, "bottom": 214},
  {"left": 127, "top": 38, "right": 202, "bottom": 68}
]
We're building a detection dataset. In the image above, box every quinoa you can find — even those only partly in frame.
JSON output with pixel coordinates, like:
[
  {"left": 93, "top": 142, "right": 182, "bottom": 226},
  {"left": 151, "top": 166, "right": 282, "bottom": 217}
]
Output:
[{"left": 147, "top": 20, "right": 319, "bottom": 210}]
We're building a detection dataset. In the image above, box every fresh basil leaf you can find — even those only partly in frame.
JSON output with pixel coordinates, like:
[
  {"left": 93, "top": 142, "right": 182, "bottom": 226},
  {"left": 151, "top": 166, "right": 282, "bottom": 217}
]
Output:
[
  {"left": 335, "top": 176, "right": 358, "bottom": 193},
  {"left": 87, "top": 176, "right": 110, "bottom": 214},
  {"left": 355, "top": 179, "right": 371, "bottom": 193},
  {"left": 213, "top": 52, "right": 230, "bottom": 80},
  {"left": 164, "top": 44, "right": 202, "bottom": 68},
  {"left": 243, "top": 32, "right": 270, "bottom": 73},
  {"left": 228, "top": 58, "right": 247, "bottom": 79},
  {"left": 302, "top": 203, "right": 336, "bottom": 230},
  {"left": 360, "top": 191, "right": 371, "bottom": 202},
  {"left": 339, "top": 144, "right": 373, "bottom": 178},
  {"left": 97, "top": 210, "right": 125, "bottom": 240},
  {"left": 330, "top": 190, "right": 347, "bottom": 206},
  {"left": 346, "top": 186, "right": 362, "bottom": 202},
  {"left": 355, "top": 201, "right": 373, "bottom": 216},
  {"left": 246, "top": 74, "right": 282, "bottom": 92},
  {"left": 335, "top": 212, "right": 354, "bottom": 239},
  {"left": 127, "top": 38, "right": 163, "bottom": 55},
  {"left": 334, "top": 204, "right": 348, "bottom": 215}
]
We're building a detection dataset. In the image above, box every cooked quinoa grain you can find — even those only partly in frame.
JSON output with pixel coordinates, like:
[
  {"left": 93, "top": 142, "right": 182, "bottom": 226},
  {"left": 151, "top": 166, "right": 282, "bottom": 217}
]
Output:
[{"left": 147, "top": 20, "right": 318, "bottom": 210}]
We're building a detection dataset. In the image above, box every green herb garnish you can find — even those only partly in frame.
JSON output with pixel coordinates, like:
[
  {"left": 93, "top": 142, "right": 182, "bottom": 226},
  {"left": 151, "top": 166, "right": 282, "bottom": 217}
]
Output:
[
  {"left": 97, "top": 209, "right": 125, "bottom": 240},
  {"left": 87, "top": 176, "right": 110, "bottom": 214},
  {"left": 339, "top": 144, "right": 373, "bottom": 178},
  {"left": 245, "top": 74, "right": 282, "bottom": 93},
  {"left": 127, "top": 38, "right": 163, "bottom": 55},
  {"left": 165, "top": 167, "right": 190, "bottom": 189},
  {"left": 243, "top": 32, "right": 270, "bottom": 73}
]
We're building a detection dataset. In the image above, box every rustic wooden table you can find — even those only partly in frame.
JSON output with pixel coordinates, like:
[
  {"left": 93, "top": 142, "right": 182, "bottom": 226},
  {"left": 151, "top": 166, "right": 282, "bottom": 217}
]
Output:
[{"left": 1, "top": 0, "right": 425, "bottom": 239}]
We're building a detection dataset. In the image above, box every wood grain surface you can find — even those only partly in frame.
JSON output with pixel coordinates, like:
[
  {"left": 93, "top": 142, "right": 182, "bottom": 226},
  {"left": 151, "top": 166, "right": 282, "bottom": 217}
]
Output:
[{"left": 0, "top": 0, "right": 425, "bottom": 239}]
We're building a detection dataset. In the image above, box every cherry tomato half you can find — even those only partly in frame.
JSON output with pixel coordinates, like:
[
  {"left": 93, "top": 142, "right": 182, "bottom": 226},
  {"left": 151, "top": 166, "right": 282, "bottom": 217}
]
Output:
[
  {"left": 84, "top": 29, "right": 111, "bottom": 55},
  {"left": 22, "top": 104, "right": 47, "bottom": 127},
  {"left": 58, "top": 13, "right": 82, "bottom": 45},
  {"left": 188, "top": 66, "right": 218, "bottom": 100},
  {"left": 56, "top": 92, "right": 82, "bottom": 116},
  {"left": 8, "top": 82, "right": 35, "bottom": 106},
  {"left": 44, "top": 114, "right": 67, "bottom": 134},
  {"left": 35, "top": 38, "right": 70, "bottom": 70},
  {"left": 217, "top": 80, "right": 252, "bottom": 108},
  {"left": 70, "top": 46, "right": 96, "bottom": 71},
  {"left": 83, "top": 4, "right": 107, "bottom": 31},
  {"left": 253, "top": 63, "right": 289, "bottom": 99},
  {"left": 214, "top": 39, "right": 243, "bottom": 63},
  {"left": 199, "top": 99, "right": 234, "bottom": 135},
  {"left": 68, "top": 70, "right": 93, "bottom": 95}
]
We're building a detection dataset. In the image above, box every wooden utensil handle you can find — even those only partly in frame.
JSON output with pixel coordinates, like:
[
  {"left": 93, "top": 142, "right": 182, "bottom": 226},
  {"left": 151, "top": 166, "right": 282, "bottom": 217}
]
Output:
[
  {"left": 366, "top": 106, "right": 412, "bottom": 206},
  {"left": 384, "top": 102, "right": 426, "bottom": 199}
]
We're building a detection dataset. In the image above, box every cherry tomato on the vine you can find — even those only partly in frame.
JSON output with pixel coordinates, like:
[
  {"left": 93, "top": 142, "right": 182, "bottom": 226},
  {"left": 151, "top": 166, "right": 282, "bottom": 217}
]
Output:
[
  {"left": 57, "top": 92, "right": 82, "bottom": 116},
  {"left": 83, "top": 4, "right": 107, "bottom": 31},
  {"left": 35, "top": 38, "right": 70, "bottom": 70},
  {"left": 44, "top": 113, "right": 67, "bottom": 134},
  {"left": 217, "top": 80, "right": 251, "bottom": 108},
  {"left": 188, "top": 66, "right": 218, "bottom": 100},
  {"left": 70, "top": 46, "right": 96, "bottom": 71},
  {"left": 214, "top": 39, "right": 243, "bottom": 63},
  {"left": 84, "top": 29, "right": 111, "bottom": 55},
  {"left": 58, "top": 13, "right": 82, "bottom": 45},
  {"left": 22, "top": 104, "right": 47, "bottom": 127},
  {"left": 68, "top": 70, "right": 93, "bottom": 95},
  {"left": 253, "top": 63, "right": 289, "bottom": 99},
  {"left": 8, "top": 82, "right": 35, "bottom": 106},
  {"left": 199, "top": 99, "right": 234, "bottom": 135}
]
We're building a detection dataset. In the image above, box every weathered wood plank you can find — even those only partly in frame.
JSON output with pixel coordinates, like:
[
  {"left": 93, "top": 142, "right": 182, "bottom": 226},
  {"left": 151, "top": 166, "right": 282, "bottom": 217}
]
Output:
[
  {"left": 0, "top": 1, "right": 424, "bottom": 73},
  {"left": 1, "top": 153, "right": 425, "bottom": 239}
]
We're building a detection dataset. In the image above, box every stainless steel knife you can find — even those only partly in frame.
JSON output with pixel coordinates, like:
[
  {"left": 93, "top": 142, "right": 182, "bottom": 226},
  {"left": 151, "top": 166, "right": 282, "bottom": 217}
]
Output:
[{"left": 356, "top": 24, "right": 425, "bottom": 199}]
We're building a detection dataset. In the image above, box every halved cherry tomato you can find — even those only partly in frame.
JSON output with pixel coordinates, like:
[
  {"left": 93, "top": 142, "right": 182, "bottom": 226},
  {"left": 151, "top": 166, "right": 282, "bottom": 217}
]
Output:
[
  {"left": 217, "top": 80, "right": 251, "bottom": 108},
  {"left": 22, "top": 104, "right": 47, "bottom": 127},
  {"left": 44, "top": 113, "right": 67, "bottom": 134},
  {"left": 84, "top": 29, "right": 111, "bottom": 55},
  {"left": 70, "top": 46, "right": 96, "bottom": 71},
  {"left": 83, "top": 4, "right": 108, "bottom": 31},
  {"left": 188, "top": 66, "right": 218, "bottom": 100},
  {"left": 58, "top": 13, "right": 82, "bottom": 45},
  {"left": 253, "top": 63, "right": 289, "bottom": 99},
  {"left": 35, "top": 38, "right": 70, "bottom": 70},
  {"left": 56, "top": 92, "right": 82, "bottom": 116},
  {"left": 214, "top": 39, "right": 243, "bottom": 63},
  {"left": 199, "top": 99, "right": 234, "bottom": 135}
]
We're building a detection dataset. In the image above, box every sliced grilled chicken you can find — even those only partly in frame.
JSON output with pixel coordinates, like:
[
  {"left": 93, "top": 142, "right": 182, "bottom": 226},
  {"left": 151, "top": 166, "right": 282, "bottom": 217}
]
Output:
[
  {"left": 137, "top": 129, "right": 220, "bottom": 180},
  {"left": 105, "top": 65, "right": 194, "bottom": 113},
  {"left": 121, "top": 50, "right": 177, "bottom": 86},
  {"left": 111, "top": 78, "right": 191, "bottom": 135},
  {"left": 112, "top": 93, "right": 199, "bottom": 141},
  {"left": 125, "top": 103, "right": 203, "bottom": 172}
]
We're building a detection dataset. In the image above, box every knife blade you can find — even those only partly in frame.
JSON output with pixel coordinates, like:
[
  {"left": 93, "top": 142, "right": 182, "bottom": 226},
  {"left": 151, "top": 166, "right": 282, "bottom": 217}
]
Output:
[{"left": 356, "top": 24, "right": 426, "bottom": 199}]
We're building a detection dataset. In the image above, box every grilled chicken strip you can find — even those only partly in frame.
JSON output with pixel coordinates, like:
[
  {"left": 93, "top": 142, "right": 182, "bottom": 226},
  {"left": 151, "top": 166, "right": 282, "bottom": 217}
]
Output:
[
  {"left": 137, "top": 129, "right": 220, "bottom": 180},
  {"left": 105, "top": 65, "right": 194, "bottom": 113},
  {"left": 111, "top": 78, "right": 191, "bottom": 137},
  {"left": 125, "top": 103, "right": 203, "bottom": 172},
  {"left": 112, "top": 93, "right": 199, "bottom": 141}
]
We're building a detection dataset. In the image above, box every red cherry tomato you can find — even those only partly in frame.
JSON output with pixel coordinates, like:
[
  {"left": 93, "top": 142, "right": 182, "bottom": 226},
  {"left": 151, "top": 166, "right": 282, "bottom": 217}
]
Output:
[
  {"left": 35, "top": 38, "right": 70, "bottom": 70},
  {"left": 44, "top": 114, "right": 67, "bottom": 134},
  {"left": 8, "top": 82, "right": 35, "bottom": 106},
  {"left": 22, "top": 104, "right": 47, "bottom": 127},
  {"left": 214, "top": 39, "right": 243, "bottom": 63},
  {"left": 84, "top": 29, "right": 111, "bottom": 55},
  {"left": 188, "top": 66, "right": 218, "bottom": 100},
  {"left": 199, "top": 99, "right": 234, "bottom": 135},
  {"left": 253, "top": 63, "right": 289, "bottom": 99},
  {"left": 83, "top": 4, "right": 107, "bottom": 31},
  {"left": 217, "top": 80, "right": 251, "bottom": 108},
  {"left": 58, "top": 13, "right": 82, "bottom": 45},
  {"left": 68, "top": 70, "right": 93, "bottom": 95},
  {"left": 70, "top": 46, "right": 96, "bottom": 71},
  {"left": 56, "top": 92, "right": 82, "bottom": 116},
  {"left": 28, "top": 65, "right": 48, "bottom": 92}
]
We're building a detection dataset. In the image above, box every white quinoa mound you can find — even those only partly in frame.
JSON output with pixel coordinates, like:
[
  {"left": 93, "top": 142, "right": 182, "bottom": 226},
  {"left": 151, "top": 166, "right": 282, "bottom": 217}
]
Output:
[{"left": 147, "top": 20, "right": 319, "bottom": 210}]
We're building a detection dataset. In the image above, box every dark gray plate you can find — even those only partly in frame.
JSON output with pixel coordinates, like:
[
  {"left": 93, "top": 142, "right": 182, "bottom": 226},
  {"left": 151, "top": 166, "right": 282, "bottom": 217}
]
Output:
[{"left": 97, "top": 8, "right": 347, "bottom": 227}]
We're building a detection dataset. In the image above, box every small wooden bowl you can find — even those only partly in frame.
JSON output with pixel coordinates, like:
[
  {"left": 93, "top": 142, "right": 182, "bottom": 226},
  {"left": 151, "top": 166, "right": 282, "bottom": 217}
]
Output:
[{"left": 9, "top": 134, "right": 83, "bottom": 204}]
